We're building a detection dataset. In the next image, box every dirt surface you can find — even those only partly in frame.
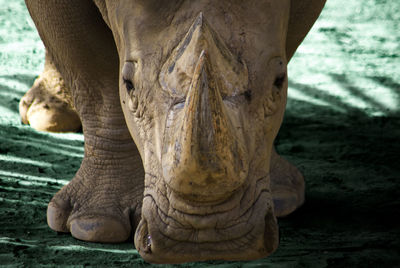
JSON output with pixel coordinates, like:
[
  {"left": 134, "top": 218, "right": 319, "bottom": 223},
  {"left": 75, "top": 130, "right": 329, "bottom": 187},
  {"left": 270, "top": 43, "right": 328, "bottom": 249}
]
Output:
[{"left": 1, "top": 1, "right": 399, "bottom": 267}]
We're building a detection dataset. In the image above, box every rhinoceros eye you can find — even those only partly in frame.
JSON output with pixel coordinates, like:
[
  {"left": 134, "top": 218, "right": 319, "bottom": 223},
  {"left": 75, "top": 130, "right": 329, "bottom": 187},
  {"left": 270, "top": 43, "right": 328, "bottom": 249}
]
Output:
[
  {"left": 273, "top": 73, "right": 286, "bottom": 90},
  {"left": 122, "top": 61, "right": 137, "bottom": 94},
  {"left": 123, "top": 78, "right": 135, "bottom": 93}
]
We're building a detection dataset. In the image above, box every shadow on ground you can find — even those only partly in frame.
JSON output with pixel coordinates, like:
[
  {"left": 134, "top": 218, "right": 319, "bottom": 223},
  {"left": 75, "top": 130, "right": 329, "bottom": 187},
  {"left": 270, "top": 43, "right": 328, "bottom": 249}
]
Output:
[{"left": 1, "top": 104, "right": 399, "bottom": 267}]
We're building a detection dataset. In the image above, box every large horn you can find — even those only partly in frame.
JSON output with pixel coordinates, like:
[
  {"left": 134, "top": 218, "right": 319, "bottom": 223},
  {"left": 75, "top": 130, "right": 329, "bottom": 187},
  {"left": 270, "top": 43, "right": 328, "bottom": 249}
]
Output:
[
  {"left": 161, "top": 13, "right": 249, "bottom": 200},
  {"left": 162, "top": 50, "right": 248, "bottom": 200}
]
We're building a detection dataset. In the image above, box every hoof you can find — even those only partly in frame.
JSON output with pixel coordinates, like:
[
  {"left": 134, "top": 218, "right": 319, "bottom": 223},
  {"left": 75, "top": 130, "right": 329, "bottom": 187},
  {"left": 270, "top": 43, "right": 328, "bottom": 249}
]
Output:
[
  {"left": 21, "top": 99, "right": 81, "bottom": 133},
  {"left": 47, "top": 198, "right": 72, "bottom": 233},
  {"left": 46, "top": 167, "right": 141, "bottom": 243},
  {"left": 20, "top": 59, "right": 81, "bottom": 132},
  {"left": 47, "top": 194, "right": 133, "bottom": 243},
  {"left": 69, "top": 216, "right": 131, "bottom": 243},
  {"left": 48, "top": 198, "right": 131, "bottom": 242}
]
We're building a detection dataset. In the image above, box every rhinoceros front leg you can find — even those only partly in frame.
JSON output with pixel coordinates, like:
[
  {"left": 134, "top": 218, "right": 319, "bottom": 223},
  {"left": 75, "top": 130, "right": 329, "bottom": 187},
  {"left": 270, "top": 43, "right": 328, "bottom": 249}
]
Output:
[
  {"left": 267, "top": 0, "right": 327, "bottom": 218},
  {"left": 47, "top": 143, "right": 144, "bottom": 242},
  {"left": 25, "top": 0, "right": 144, "bottom": 242},
  {"left": 19, "top": 51, "right": 81, "bottom": 132}
]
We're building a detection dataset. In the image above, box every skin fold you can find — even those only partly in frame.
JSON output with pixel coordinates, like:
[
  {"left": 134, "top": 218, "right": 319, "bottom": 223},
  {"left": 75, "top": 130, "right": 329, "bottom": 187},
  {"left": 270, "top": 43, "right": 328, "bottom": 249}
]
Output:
[{"left": 22, "top": 0, "right": 325, "bottom": 264}]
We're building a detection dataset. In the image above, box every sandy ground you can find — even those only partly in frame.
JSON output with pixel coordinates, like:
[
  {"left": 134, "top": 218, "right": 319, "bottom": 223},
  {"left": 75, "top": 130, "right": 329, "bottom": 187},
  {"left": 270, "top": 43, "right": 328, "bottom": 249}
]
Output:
[{"left": 0, "top": 0, "right": 399, "bottom": 267}]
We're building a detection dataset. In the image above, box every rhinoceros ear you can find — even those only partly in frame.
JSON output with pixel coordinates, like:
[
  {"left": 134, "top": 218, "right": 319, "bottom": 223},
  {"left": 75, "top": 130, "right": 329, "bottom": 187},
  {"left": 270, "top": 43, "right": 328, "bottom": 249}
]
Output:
[
  {"left": 93, "top": 0, "right": 112, "bottom": 29},
  {"left": 286, "top": 0, "right": 326, "bottom": 61}
]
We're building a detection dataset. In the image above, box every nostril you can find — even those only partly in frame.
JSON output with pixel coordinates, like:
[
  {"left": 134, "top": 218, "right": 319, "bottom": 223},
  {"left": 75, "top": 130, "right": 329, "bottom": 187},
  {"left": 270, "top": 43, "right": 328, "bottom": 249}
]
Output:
[
  {"left": 273, "top": 74, "right": 286, "bottom": 90},
  {"left": 135, "top": 220, "right": 152, "bottom": 255},
  {"left": 146, "top": 234, "right": 152, "bottom": 253}
]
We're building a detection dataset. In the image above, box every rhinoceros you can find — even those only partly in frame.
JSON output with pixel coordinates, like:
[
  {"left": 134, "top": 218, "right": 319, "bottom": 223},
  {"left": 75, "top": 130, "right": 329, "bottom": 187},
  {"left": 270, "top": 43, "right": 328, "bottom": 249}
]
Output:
[{"left": 20, "top": 0, "right": 326, "bottom": 263}]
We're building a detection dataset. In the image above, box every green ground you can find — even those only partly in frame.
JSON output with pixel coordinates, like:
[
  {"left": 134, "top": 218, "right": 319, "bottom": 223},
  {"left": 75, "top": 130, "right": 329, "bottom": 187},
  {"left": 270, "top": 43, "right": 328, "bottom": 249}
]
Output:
[{"left": 1, "top": 1, "right": 399, "bottom": 267}]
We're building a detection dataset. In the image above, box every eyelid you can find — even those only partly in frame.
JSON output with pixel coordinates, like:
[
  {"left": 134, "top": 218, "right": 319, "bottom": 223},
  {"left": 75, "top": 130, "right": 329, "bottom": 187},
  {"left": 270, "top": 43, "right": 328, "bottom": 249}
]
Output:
[{"left": 122, "top": 61, "right": 137, "bottom": 81}]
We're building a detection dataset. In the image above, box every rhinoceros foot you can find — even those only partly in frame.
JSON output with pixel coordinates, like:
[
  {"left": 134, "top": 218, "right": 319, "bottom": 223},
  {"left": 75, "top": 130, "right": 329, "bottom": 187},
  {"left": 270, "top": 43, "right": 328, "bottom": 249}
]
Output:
[
  {"left": 270, "top": 149, "right": 305, "bottom": 217},
  {"left": 47, "top": 161, "right": 142, "bottom": 243},
  {"left": 19, "top": 54, "right": 81, "bottom": 133}
]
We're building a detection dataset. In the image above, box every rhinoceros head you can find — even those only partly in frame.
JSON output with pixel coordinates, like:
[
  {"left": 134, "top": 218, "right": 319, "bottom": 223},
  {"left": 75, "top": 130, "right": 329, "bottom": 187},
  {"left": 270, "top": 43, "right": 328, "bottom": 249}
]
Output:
[{"left": 102, "top": 0, "right": 300, "bottom": 263}]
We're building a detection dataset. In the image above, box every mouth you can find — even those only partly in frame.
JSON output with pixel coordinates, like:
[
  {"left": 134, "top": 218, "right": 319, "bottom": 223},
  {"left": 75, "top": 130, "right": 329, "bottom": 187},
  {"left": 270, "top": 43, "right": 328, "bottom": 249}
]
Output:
[{"left": 134, "top": 174, "right": 278, "bottom": 264}]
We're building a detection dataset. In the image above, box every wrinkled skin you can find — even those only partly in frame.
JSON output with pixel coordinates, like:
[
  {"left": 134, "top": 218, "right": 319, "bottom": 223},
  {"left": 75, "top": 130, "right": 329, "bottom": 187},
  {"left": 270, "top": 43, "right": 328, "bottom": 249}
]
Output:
[{"left": 22, "top": 0, "right": 325, "bottom": 264}]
